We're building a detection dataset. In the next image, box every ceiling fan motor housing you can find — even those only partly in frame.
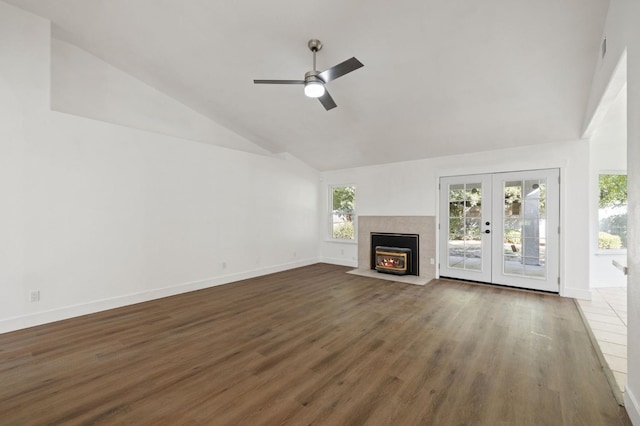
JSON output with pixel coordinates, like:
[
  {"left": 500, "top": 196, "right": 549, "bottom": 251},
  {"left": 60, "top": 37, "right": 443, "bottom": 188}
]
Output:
[{"left": 305, "top": 70, "right": 324, "bottom": 84}]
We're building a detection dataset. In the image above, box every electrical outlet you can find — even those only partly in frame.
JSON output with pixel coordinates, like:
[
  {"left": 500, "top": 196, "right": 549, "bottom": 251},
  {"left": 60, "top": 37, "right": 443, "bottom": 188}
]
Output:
[
  {"left": 430, "top": 258, "right": 435, "bottom": 265},
  {"left": 30, "top": 290, "right": 40, "bottom": 302},
  {"left": 221, "top": 261, "right": 227, "bottom": 269}
]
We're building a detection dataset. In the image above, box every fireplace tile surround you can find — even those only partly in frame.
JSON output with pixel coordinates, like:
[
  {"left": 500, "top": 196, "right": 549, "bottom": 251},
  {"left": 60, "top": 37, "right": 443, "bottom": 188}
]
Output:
[{"left": 357, "top": 216, "right": 436, "bottom": 282}]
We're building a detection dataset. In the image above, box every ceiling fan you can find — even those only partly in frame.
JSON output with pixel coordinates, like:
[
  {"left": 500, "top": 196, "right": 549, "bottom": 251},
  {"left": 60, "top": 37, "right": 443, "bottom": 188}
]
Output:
[{"left": 253, "top": 39, "right": 364, "bottom": 111}]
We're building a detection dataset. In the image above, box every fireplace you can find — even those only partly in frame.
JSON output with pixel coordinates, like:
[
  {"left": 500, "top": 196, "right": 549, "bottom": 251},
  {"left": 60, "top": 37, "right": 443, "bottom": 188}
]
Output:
[
  {"left": 375, "top": 246, "right": 411, "bottom": 275},
  {"left": 370, "top": 232, "right": 419, "bottom": 276}
]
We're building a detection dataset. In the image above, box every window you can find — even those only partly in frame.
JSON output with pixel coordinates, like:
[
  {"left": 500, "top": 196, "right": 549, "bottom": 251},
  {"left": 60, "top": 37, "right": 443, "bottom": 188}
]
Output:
[
  {"left": 598, "top": 173, "right": 627, "bottom": 250},
  {"left": 330, "top": 185, "right": 356, "bottom": 240}
]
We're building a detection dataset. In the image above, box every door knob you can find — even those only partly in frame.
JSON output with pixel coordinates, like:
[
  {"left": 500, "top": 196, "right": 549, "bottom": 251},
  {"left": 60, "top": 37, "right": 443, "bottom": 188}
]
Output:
[{"left": 485, "top": 230, "right": 490, "bottom": 234}]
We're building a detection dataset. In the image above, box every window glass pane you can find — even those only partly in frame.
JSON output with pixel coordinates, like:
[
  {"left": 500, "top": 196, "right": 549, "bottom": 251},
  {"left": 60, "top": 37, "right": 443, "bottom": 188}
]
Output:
[
  {"left": 331, "top": 186, "right": 355, "bottom": 240},
  {"left": 598, "top": 174, "right": 627, "bottom": 250}
]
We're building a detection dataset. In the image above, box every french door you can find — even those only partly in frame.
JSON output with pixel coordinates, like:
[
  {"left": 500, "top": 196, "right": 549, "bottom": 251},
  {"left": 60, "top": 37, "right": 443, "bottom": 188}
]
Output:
[{"left": 439, "top": 169, "right": 559, "bottom": 292}]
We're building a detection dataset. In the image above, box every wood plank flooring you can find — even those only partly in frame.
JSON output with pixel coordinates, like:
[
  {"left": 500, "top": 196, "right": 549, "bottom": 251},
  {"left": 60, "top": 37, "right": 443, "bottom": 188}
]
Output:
[{"left": 0, "top": 263, "right": 631, "bottom": 425}]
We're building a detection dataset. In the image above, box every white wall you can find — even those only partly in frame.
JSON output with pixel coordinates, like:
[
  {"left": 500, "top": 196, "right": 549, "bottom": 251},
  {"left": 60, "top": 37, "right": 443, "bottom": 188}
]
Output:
[
  {"left": 589, "top": 86, "right": 627, "bottom": 288},
  {"left": 0, "top": 2, "right": 320, "bottom": 333},
  {"left": 321, "top": 139, "right": 591, "bottom": 299},
  {"left": 584, "top": 0, "right": 640, "bottom": 422},
  {"left": 51, "top": 38, "right": 268, "bottom": 156},
  {"left": 319, "top": 161, "right": 435, "bottom": 266}
]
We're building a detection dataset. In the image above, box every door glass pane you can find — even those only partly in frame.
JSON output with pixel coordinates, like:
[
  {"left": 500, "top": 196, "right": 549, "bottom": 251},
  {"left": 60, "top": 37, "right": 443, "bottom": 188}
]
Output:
[
  {"left": 448, "top": 217, "right": 463, "bottom": 268},
  {"left": 465, "top": 254, "right": 482, "bottom": 270},
  {"left": 465, "top": 183, "right": 482, "bottom": 200},
  {"left": 449, "top": 184, "right": 465, "bottom": 201},
  {"left": 448, "top": 241, "right": 464, "bottom": 268},
  {"left": 525, "top": 180, "right": 544, "bottom": 198},
  {"left": 504, "top": 181, "right": 522, "bottom": 217},
  {"left": 466, "top": 200, "right": 482, "bottom": 217},
  {"left": 502, "top": 179, "right": 547, "bottom": 279},
  {"left": 447, "top": 182, "right": 483, "bottom": 271},
  {"left": 449, "top": 202, "right": 464, "bottom": 217},
  {"left": 504, "top": 254, "right": 523, "bottom": 276},
  {"left": 465, "top": 218, "right": 481, "bottom": 237}
]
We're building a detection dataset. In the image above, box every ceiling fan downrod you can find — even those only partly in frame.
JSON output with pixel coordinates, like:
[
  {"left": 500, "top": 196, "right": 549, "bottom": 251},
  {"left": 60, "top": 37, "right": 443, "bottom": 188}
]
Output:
[{"left": 308, "top": 39, "right": 322, "bottom": 71}]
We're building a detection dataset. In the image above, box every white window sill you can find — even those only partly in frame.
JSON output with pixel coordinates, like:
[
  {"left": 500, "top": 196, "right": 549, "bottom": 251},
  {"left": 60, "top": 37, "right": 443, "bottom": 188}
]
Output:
[
  {"left": 324, "top": 239, "right": 358, "bottom": 245},
  {"left": 595, "top": 250, "right": 627, "bottom": 256}
]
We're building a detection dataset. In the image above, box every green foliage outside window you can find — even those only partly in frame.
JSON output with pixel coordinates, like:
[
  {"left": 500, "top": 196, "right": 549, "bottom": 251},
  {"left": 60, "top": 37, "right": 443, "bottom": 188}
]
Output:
[
  {"left": 598, "top": 232, "right": 622, "bottom": 250},
  {"left": 333, "top": 222, "right": 355, "bottom": 239},
  {"left": 332, "top": 186, "right": 355, "bottom": 240},
  {"left": 599, "top": 174, "right": 627, "bottom": 208},
  {"left": 598, "top": 174, "right": 627, "bottom": 250}
]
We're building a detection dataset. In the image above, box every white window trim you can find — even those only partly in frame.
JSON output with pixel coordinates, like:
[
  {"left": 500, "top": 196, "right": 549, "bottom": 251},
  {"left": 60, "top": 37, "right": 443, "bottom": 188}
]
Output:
[
  {"left": 596, "top": 170, "right": 627, "bottom": 253},
  {"left": 328, "top": 184, "right": 357, "bottom": 242}
]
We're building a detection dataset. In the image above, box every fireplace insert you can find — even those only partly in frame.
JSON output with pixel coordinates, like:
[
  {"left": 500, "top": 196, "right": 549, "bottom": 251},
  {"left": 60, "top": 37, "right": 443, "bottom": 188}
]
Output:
[
  {"left": 375, "top": 246, "right": 411, "bottom": 275},
  {"left": 370, "top": 232, "right": 419, "bottom": 276}
]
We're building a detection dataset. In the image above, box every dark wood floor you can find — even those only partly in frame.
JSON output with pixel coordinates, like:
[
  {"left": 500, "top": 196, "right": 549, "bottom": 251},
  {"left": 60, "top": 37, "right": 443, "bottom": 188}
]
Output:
[{"left": 0, "top": 264, "right": 631, "bottom": 425}]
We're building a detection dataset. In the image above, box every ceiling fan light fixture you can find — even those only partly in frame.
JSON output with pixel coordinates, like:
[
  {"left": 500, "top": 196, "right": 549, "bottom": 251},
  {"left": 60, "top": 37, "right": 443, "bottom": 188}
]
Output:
[
  {"left": 254, "top": 39, "right": 363, "bottom": 110},
  {"left": 304, "top": 80, "right": 325, "bottom": 98}
]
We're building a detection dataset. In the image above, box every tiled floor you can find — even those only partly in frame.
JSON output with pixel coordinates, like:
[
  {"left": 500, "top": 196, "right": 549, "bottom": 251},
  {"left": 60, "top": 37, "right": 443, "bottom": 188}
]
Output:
[{"left": 577, "top": 287, "right": 628, "bottom": 396}]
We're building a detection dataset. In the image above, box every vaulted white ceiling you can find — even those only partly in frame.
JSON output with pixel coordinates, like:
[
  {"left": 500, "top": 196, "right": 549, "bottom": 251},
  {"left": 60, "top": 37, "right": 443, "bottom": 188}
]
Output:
[{"left": 6, "top": 0, "right": 609, "bottom": 170}]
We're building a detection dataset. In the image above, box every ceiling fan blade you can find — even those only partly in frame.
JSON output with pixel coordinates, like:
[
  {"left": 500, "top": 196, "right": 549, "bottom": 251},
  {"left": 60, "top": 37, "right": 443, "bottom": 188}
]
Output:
[
  {"left": 318, "top": 90, "right": 337, "bottom": 111},
  {"left": 253, "top": 79, "right": 305, "bottom": 84},
  {"left": 318, "top": 57, "right": 364, "bottom": 83}
]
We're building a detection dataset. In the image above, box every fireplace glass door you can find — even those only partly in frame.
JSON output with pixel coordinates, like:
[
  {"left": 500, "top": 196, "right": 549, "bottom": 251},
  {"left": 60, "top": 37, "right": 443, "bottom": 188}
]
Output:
[
  {"left": 439, "top": 169, "right": 559, "bottom": 292},
  {"left": 375, "top": 246, "right": 411, "bottom": 275}
]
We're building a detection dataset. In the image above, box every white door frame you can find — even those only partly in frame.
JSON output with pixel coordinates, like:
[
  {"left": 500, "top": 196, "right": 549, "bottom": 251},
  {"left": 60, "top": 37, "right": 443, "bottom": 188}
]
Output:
[{"left": 438, "top": 169, "right": 560, "bottom": 293}]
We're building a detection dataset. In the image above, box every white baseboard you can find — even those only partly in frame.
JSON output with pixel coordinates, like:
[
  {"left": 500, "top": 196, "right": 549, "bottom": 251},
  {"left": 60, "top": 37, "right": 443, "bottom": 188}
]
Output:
[
  {"left": 625, "top": 386, "right": 640, "bottom": 426},
  {"left": 561, "top": 286, "right": 591, "bottom": 300},
  {"left": 319, "top": 257, "right": 358, "bottom": 268},
  {"left": 0, "top": 258, "right": 318, "bottom": 334}
]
